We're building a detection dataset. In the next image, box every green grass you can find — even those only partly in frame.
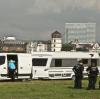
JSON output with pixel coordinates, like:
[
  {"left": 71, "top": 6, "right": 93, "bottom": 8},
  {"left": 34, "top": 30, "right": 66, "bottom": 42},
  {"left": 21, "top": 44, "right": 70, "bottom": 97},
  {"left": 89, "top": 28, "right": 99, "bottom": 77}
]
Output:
[{"left": 0, "top": 79, "right": 100, "bottom": 99}]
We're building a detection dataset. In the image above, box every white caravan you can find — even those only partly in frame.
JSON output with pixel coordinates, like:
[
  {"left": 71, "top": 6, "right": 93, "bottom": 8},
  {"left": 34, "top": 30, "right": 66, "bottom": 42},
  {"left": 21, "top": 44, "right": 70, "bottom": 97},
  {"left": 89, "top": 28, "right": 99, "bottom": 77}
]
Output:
[
  {"left": 0, "top": 53, "right": 32, "bottom": 80},
  {"left": 32, "top": 52, "right": 100, "bottom": 79}
]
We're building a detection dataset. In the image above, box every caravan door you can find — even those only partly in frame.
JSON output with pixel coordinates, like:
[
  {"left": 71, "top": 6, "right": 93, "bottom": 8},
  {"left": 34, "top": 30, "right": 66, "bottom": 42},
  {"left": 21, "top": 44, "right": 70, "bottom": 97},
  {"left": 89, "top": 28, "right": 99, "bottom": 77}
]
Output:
[
  {"left": 18, "top": 54, "right": 32, "bottom": 78},
  {"left": 32, "top": 58, "right": 49, "bottom": 79}
]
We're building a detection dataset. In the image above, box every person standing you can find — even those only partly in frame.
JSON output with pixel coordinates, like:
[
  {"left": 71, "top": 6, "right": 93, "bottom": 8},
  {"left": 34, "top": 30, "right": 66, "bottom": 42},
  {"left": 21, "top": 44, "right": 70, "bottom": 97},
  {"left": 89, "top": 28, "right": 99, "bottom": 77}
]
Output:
[
  {"left": 8, "top": 59, "right": 16, "bottom": 81},
  {"left": 72, "top": 60, "right": 84, "bottom": 89},
  {"left": 86, "top": 63, "right": 99, "bottom": 90}
]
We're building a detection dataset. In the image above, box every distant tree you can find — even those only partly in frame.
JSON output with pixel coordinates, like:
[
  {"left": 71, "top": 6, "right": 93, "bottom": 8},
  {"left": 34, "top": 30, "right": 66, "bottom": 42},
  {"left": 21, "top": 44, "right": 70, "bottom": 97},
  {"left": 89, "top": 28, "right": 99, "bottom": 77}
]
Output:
[{"left": 61, "top": 43, "right": 74, "bottom": 51}]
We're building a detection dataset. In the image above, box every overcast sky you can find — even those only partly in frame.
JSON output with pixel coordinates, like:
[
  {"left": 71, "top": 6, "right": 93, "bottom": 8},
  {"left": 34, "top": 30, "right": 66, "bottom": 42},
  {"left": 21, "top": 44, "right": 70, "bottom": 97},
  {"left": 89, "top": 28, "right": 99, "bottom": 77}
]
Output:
[{"left": 0, "top": 0, "right": 99, "bottom": 41}]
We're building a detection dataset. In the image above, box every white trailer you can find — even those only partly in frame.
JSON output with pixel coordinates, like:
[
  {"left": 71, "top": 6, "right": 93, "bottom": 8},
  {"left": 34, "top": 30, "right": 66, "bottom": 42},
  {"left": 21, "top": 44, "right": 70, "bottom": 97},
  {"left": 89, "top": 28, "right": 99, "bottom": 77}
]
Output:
[
  {"left": 0, "top": 53, "right": 32, "bottom": 80},
  {"left": 32, "top": 52, "right": 100, "bottom": 79}
]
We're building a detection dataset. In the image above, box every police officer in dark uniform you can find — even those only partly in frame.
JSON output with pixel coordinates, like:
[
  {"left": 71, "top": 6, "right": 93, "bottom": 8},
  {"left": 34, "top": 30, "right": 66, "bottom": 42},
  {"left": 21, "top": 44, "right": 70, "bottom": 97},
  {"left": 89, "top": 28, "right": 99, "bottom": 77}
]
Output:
[
  {"left": 72, "top": 60, "right": 84, "bottom": 89},
  {"left": 86, "top": 62, "right": 99, "bottom": 90}
]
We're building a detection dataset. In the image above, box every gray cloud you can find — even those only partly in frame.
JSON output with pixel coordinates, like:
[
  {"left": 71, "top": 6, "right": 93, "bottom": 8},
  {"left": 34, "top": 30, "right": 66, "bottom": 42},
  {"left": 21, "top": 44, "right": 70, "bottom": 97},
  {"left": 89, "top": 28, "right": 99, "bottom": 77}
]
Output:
[
  {"left": 0, "top": 0, "right": 99, "bottom": 42},
  {"left": 29, "top": 0, "right": 97, "bottom": 14},
  {"left": 97, "top": 0, "right": 100, "bottom": 11}
]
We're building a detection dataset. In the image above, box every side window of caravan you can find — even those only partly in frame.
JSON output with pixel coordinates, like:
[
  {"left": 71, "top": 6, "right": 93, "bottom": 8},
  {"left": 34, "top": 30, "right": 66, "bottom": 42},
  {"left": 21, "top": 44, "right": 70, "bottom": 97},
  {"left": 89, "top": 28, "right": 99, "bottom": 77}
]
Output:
[
  {"left": 82, "top": 59, "right": 88, "bottom": 64},
  {"left": 50, "top": 59, "right": 77, "bottom": 67},
  {"left": 50, "top": 59, "right": 62, "bottom": 67},
  {"left": 55, "top": 59, "right": 62, "bottom": 67},
  {"left": 0, "top": 56, "right": 5, "bottom": 65},
  {"left": 82, "top": 59, "right": 99, "bottom": 67},
  {"left": 91, "top": 59, "right": 97, "bottom": 66},
  {"left": 62, "top": 59, "right": 77, "bottom": 67},
  {"left": 32, "top": 58, "right": 47, "bottom": 66}
]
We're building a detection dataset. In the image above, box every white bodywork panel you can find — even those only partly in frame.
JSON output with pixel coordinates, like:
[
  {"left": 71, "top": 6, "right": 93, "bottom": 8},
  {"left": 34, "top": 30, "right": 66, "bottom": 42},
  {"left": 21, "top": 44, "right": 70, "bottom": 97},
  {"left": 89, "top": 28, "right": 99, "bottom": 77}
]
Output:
[{"left": 18, "top": 54, "right": 32, "bottom": 74}]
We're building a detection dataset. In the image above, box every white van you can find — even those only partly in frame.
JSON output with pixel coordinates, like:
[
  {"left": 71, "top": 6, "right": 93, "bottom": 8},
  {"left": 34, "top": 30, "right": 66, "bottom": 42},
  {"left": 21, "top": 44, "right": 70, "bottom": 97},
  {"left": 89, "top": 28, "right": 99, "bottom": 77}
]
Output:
[
  {"left": 32, "top": 52, "right": 100, "bottom": 79},
  {"left": 0, "top": 53, "right": 32, "bottom": 80}
]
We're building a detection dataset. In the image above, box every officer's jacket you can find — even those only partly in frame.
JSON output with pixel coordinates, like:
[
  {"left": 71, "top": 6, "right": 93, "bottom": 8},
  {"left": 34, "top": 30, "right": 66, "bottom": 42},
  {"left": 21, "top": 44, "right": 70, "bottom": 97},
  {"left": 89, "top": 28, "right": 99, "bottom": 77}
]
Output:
[
  {"left": 86, "top": 66, "right": 99, "bottom": 77},
  {"left": 73, "top": 64, "right": 84, "bottom": 78}
]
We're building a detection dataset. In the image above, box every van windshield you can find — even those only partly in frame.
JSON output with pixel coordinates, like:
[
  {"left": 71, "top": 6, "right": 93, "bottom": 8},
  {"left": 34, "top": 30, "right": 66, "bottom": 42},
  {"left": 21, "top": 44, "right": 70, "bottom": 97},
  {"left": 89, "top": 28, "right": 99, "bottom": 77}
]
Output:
[
  {"left": 32, "top": 58, "right": 47, "bottom": 66},
  {"left": 0, "top": 56, "right": 5, "bottom": 65}
]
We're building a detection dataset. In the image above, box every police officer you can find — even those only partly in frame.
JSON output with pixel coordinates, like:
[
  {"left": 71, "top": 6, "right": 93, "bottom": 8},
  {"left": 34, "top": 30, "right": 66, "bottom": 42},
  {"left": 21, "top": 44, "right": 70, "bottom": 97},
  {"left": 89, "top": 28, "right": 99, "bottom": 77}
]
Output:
[
  {"left": 72, "top": 60, "right": 84, "bottom": 89},
  {"left": 86, "top": 62, "right": 99, "bottom": 90}
]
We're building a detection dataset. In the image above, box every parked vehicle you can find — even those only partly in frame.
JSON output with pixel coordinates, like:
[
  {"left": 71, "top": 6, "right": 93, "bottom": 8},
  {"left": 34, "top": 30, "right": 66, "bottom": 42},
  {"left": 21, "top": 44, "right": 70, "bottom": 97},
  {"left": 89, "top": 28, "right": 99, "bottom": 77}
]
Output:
[
  {"left": 32, "top": 52, "right": 100, "bottom": 79},
  {"left": 0, "top": 53, "right": 32, "bottom": 80}
]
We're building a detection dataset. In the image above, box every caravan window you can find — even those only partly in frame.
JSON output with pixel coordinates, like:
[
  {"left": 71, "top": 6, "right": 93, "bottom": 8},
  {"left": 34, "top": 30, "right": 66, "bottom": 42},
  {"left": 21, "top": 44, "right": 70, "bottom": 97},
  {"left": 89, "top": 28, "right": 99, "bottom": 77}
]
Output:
[
  {"left": 32, "top": 58, "right": 47, "bottom": 66},
  {"left": 91, "top": 59, "right": 97, "bottom": 66},
  {"left": 82, "top": 59, "right": 88, "bottom": 64},
  {"left": 55, "top": 59, "right": 62, "bottom": 67},
  {"left": 0, "top": 56, "right": 5, "bottom": 65},
  {"left": 50, "top": 58, "right": 77, "bottom": 67}
]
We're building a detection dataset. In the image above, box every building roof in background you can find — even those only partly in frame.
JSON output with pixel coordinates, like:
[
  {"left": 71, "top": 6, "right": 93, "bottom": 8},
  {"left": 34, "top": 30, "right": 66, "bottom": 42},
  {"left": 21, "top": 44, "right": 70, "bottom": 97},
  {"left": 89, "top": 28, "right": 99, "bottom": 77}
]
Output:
[
  {"left": 51, "top": 31, "right": 62, "bottom": 38},
  {"left": 2, "top": 40, "right": 26, "bottom": 45}
]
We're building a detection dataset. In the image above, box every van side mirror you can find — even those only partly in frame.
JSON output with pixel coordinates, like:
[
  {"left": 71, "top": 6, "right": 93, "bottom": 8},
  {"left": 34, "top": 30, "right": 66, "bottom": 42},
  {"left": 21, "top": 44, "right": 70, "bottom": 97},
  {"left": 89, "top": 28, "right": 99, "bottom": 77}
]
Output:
[{"left": 89, "top": 54, "right": 94, "bottom": 58}]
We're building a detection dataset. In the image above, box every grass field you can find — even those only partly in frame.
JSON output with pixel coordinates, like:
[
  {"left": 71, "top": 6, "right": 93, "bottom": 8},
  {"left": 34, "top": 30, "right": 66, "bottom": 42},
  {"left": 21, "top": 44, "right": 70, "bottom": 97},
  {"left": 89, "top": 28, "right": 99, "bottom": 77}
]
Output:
[{"left": 0, "top": 79, "right": 100, "bottom": 99}]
